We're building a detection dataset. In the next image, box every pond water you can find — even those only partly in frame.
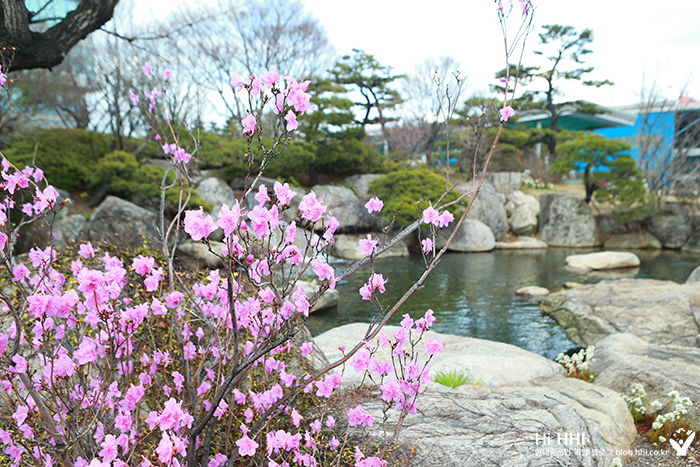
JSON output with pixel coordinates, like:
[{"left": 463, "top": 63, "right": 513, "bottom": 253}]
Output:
[{"left": 305, "top": 248, "right": 700, "bottom": 360}]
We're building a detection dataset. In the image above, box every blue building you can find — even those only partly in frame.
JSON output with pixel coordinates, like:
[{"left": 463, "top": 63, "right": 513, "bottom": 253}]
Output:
[{"left": 595, "top": 95, "right": 700, "bottom": 191}]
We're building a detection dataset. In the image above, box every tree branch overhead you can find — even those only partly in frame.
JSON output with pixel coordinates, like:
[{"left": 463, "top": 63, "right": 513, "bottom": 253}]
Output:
[{"left": 1, "top": 0, "right": 120, "bottom": 72}]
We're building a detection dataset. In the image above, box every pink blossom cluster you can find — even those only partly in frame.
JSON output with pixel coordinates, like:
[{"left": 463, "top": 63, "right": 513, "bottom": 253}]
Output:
[
  {"left": 0, "top": 63, "right": 446, "bottom": 467},
  {"left": 230, "top": 69, "right": 314, "bottom": 134},
  {"left": 421, "top": 205, "right": 454, "bottom": 228}
]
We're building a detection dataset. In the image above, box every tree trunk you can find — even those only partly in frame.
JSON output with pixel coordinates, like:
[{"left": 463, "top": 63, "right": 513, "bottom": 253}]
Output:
[{"left": 1, "top": 0, "right": 120, "bottom": 72}]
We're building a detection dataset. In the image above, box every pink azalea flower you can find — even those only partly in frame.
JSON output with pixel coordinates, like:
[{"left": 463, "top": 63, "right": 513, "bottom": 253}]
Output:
[
  {"left": 261, "top": 67, "right": 279, "bottom": 89},
  {"left": 0, "top": 67, "right": 6, "bottom": 88},
  {"left": 423, "top": 337, "right": 444, "bottom": 356},
  {"left": 437, "top": 210, "right": 454, "bottom": 228},
  {"left": 422, "top": 206, "right": 440, "bottom": 226},
  {"left": 162, "top": 68, "right": 171, "bottom": 80},
  {"left": 365, "top": 197, "right": 384, "bottom": 214},
  {"left": 230, "top": 74, "right": 245, "bottom": 91},
  {"left": 129, "top": 89, "right": 139, "bottom": 106},
  {"left": 499, "top": 105, "right": 515, "bottom": 122},
  {"left": 132, "top": 255, "right": 155, "bottom": 276},
  {"left": 79, "top": 242, "right": 97, "bottom": 259},
  {"left": 142, "top": 61, "right": 153, "bottom": 76},
  {"left": 300, "top": 342, "right": 313, "bottom": 357},
  {"left": 284, "top": 110, "right": 298, "bottom": 131},
  {"left": 242, "top": 113, "right": 257, "bottom": 135},
  {"left": 236, "top": 435, "right": 259, "bottom": 456},
  {"left": 298, "top": 191, "right": 326, "bottom": 222},
  {"left": 217, "top": 202, "right": 242, "bottom": 237},
  {"left": 347, "top": 405, "right": 373, "bottom": 428},
  {"left": 359, "top": 234, "right": 379, "bottom": 256},
  {"left": 183, "top": 208, "right": 217, "bottom": 241},
  {"left": 421, "top": 238, "right": 433, "bottom": 254},
  {"left": 274, "top": 181, "right": 296, "bottom": 205}
]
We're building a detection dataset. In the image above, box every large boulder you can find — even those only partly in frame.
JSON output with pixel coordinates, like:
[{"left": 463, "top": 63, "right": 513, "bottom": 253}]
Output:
[
  {"left": 342, "top": 174, "right": 386, "bottom": 201},
  {"left": 310, "top": 185, "right": 376, "bottom": 234},
  {"left": 539, "top": 194, "right": 600, "bottom": 247},
  {"left": 298, "top": 280, "right": 339, "bottom": 312},
  {"left": 686, "top": 265, "right": 700, "bottom": 284},
  {"left": 681, "top": 227, "right": 700, "bottom": 255},
  {"left": 604, "top": 233, "right": 662, "bottom": 250},
  {"left": 331, "top": 233, "right": 408, "bottom": 260},
  {"left": 565, "top": 251, "right": 640, "bottom": 270},
  {"left": 84, "top": 196, "right": 161, "bottom": 248},
  {"left": 54, "top": 214, "right": 87, "bottom": 249},
  {"left": 592, "top": 332, "right": 700, "bottom": 427},
  {"left": 315, "top": 324, "right": 634, "bottom": 464},
  {"left": 540, "top": 279, "right": 700, "bottom": 347},
  {"left": 436, "top": 219, "right": 495, "bottom": 252},
  {"left": 455, "top": 181, "right": 509, "bottom": 240},
  {"left": 196, "top": 177, "right": 236, "bottom": 218},
  {"left": 646, "top": 203, "right": 692, "bottom": 249},
  {"left": 484, "top": 172, "right": 529, "bottom": 195},
  {"left": 375, "top": 386, "right": 611, "bottom": 467}
]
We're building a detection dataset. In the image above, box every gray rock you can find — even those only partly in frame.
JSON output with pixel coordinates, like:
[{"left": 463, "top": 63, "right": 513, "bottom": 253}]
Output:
[
  {"left": 681, "top": 227, "right": 700, "bottom": 255},
  {"left": 604, "top": 233, "right": 662, "bottom": 250},
  {"left": 315, "top": 324, "right": 562, "bottom": 388},
  {"left": 331, "top": 233, "right": 408, "bottom": 260},
  {"left": 230, "top": 175, "right": 278, "bottom": 193},
  {"left": 342, "top": 174, "right": 386, "bottom": 201},
  {"left": 315, "top": 323, "right": 633, "bottom": 464},
  {"left": 299, "top": 280, "right": 339, "bottom": 312},
  {"left": 379, "top": 387, "right": 610, "bottom": 467},
  {"left": 540, "top": 279, "right": 700, "bottom": 347},
  {"left": 539, "top": 194, "right": 600, "bottom": 247},
  {"left": 436, "top": 219, "right": 495, "bottom": 252},
  {"left": 686, "top": 265, "right": 700, "bottom": 284},
  {"left": 495, "top": 236, "right": 548, "bottom": 249},
  {"left": 310, "top": 185, "right": 376, "bottom": 233},
  {"left": 84, "top": 196, "right": 161, "bottom": 249},
  {"left": 592, "top": 332, "right": 700, "bottom": 427},
  {"left": 505, "top": 190, "right": 540, "bottom": 215},
  {"left": 176, "top": 241, "right": 224, "bottom": 269},
  {"left": 565, "top": 251, "right": 640, "bottom": 270},
  {"left": 484, "top": 172, "right": 528, "bottom": 194},
  {"left": 54, "top": 214, "right": 87, "bottom": 248},
  {"left": 196, "top": 178, "right": 236, "bottom": 218},
  {"left": 509, "top": 206, "right": 538, "bottom": 235},
  {"left": 646, "top": 203, "right": 692, "bottom": 249},
  {"left": 516, "top": 285, "right": 550, "bottom": 296},
  {"left": 455, "top": 181, "right": 509, "bottom": 241}
]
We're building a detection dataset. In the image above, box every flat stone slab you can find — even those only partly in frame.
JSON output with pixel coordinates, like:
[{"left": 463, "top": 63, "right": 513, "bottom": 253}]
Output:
[
  {"left": 516, "top": 286, "right": 550, "bottom": 297},
  {"left": 315, "top": 324, "right": 634, "bottom": 465},
  {"left": 495, "top": 236, "right": 548, "bottom": 249},
  {"left": 541, "top": 279, "right": 700, "bottom": 347},
  {"left": 565, "top": 251, "right": 640, "bottom": 270}
]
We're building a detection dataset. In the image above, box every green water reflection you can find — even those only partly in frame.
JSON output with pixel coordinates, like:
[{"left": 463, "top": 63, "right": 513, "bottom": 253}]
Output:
[{"left": 306, "top": 248, "right": 700, "bottom": 359}]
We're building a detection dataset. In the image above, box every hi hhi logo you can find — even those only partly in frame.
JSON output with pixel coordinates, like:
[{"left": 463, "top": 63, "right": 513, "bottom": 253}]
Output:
[
  {"left": 535, "top": 432, "right": 588, "bottom": 446},
  {"left": 670, "top": 431, "right": 696, "bottom": 456}
]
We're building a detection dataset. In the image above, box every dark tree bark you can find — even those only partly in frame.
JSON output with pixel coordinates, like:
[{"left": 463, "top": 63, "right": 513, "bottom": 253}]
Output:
[{"left": 0, "top": 0, "right": 119, "bottom": 72}]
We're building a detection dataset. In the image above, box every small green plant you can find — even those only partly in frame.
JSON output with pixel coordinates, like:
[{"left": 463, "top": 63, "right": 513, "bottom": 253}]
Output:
[
  {"left": 555, "top": 346, "right": 596, "bottom": 382},
  {"left": 622, "top": 384, "right": 695, "bottom": 448},
  {"left": 368, "top": 168, "right": 461, "bottom": 227},
  {"left": 433, "top": 369, "right": 482, "bottom": 388}
]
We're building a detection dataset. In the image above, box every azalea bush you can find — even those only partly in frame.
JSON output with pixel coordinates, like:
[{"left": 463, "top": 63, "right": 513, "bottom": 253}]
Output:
[{"left": 0, "top": 2, "right": 534, "bottom": 466}]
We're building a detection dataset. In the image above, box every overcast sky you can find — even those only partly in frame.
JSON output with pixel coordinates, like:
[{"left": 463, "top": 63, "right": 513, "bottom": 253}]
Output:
[{"left": 299, "top": 0, "right": 700, "bottom": 108}]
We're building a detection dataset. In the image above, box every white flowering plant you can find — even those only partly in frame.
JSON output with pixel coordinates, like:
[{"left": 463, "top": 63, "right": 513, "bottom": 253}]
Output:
[
  {"left": 622, "top": 385, "right": 696, "bottom": 448},
  {"left": 555, "top": 346, "right": 596, "bottom": 382}
]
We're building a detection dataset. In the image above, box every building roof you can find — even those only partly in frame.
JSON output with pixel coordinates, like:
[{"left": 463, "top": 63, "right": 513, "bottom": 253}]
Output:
[{"left": 515, "top": 102, "right": 637, "bottom": 131}]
